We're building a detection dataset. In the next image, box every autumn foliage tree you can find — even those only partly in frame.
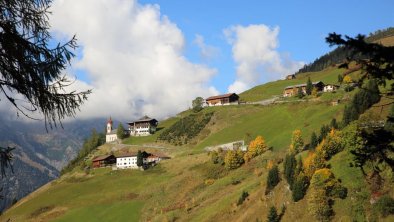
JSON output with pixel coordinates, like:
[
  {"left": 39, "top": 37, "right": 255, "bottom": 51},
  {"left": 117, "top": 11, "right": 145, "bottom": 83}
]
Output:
[
  {"left": 224, "top": 150, "right": 244, "bottom": 170},
  {"left": 289, "top": 129, "right": 304, "bottom": 154},
  {"left": 343, "top": 75, "right": 352, "bottom": 84},
  {"left": 308, "top": 168, "right": 347, "bottom": 221},
  {"left": 244, "top": 135, "right": 267, "bottom": 162},
  {"left": 320, "top": 129, "right": 343, "bottom": 159},
  {"left": 303, "top": 151, "right": 326, "bottom": 178}
]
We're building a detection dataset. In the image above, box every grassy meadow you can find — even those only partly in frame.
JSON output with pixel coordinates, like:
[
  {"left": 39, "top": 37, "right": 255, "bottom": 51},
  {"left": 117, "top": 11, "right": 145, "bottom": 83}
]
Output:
[{"left": 2, "top": 64, "right": 393, "bottom": 221}]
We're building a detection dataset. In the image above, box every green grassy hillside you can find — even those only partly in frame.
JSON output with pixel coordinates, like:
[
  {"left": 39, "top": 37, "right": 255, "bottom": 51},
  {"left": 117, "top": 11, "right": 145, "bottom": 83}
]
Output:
[
  {"left": 239, "top": 65, "right": 344, "bottom": 102},
  {"left": 2, "top": 66, "right": 393, "bottom": 222}
]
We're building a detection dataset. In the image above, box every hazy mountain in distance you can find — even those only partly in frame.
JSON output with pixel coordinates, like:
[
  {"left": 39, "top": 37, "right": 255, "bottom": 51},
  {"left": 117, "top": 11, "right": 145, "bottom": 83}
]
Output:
[{"left": 0, "top": 116, "right": 106, "bottom": 211}]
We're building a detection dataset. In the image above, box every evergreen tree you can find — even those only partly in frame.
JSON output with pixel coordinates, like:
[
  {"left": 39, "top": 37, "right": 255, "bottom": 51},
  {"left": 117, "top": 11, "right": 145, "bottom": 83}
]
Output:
[
  {"left": 116, "top": 123, "right": 126, "bottom": 140},
  {"left": 295, "top": 156, "right": 303, "bottom": 176},
  {"left": 292, "top": 174, "right": 309, "bottom": 202},
  {"left": 385, "top": 104, "right": 394, "bottom": 134},
  {"left": 318, "top": 125, "right": 330, "bottom": 142},
  {"left": 326, "top": 33, "right": 394, "bottom": 93},
  {"left": 0, "top": 0, "right": 90, "bottom": 128},
  {"left": 310, "top": 132, "right": 319, "bottom": 150},
  {"left": 0, "top": 0, "right": 91, "bottom": 177},
  {"left": 338, "top": 74, "right": 343, "bottom": 84},
  {"left": 342, "top": 79, "right": 381, "bottom": 127},
  {"left": 284, "top": 154, "right": 296, "bottom": 189},
  {"left": 330, "top": 118, "right": 338, "bottom": 129},
  {"left": 266, "top": 165, "right": 280, "bottom": 194},
  {"left": 342, "top": 104, "right": 358, "bottom": 126},
  {"left": 267, "top": 206, "right": 279, "bottom": 222},
  {"left": 236, "top": 191, "right": 249, "bottom": 206},
  {"left": 306, "top": 77, "right": 313, "bottom": 95},
  {"left": 136, "top": 150, "right": 143, "bottom": 167}
]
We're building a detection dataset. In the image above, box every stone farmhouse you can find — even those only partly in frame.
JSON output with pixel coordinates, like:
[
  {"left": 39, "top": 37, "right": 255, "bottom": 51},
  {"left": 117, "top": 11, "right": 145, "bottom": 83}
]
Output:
[
  {"left": 283, "top": 81, "right": 325, "bottom": 97},
  {"left": 205, "top": 93, "right": 239, "bottom": 106}
]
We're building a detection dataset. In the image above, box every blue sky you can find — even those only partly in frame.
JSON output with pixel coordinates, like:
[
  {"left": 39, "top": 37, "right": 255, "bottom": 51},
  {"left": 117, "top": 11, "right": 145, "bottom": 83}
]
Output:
[
  {"left": 139, "top": 0, "right": 394, "bottom": 93},
  {"left": 48, "top": 0, "right": 393, "bottom": 120}
]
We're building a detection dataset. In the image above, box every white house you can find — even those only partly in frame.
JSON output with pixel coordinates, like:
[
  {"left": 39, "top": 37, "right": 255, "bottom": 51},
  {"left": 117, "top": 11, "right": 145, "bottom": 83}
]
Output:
[
  {"left": 106, "top": 117, "right": 118, "bottom": 143},
  {"left": 323, "top": 84, "right": 340, "bottom": 92},
  {"left": 127, "top": 116, "right": 158, "bottom": 136},
  {"left": 116, "top": 153, "right": 147, "bottom": 169}
]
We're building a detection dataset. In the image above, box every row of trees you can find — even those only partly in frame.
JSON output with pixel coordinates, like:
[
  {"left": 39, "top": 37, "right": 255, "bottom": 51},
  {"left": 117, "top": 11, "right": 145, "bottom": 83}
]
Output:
[
  {"left": 158, "top": 112, "right": 214, "bottom": 145},
  {"left": 283, "top": 128, "right": 347, "bottom": 220},
  {"left": 61, "top": 130, "right": 105, "bottom": 175},
  {"left": 296, "top": 27, "right": 394, "bottom": 75},
  {"left": 209, "top": 135, "right": 269, "bottom": 170}
]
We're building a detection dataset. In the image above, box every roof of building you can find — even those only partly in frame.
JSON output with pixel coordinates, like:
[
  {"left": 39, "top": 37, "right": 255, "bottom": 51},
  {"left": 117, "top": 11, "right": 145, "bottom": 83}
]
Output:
[
  {"left": 116, "top": 153, "right": 138, "bottom": 158},
  {"left": 206, "top": 93, "right": 238, "bottom": 101},
  {"left": 127, "top": 115, "right": 158, "bottom": 125},
  {"left": 284, "top": 81, "right": 324, "bottom": 90},
  {"left": 92, "top": 155, "right": 114, "bottom": 162},
  {"left": 107, "top": 117, "right": 113, "bottom": 124},
  {"left": 148, "top": 153, "right": 170, "bottom": 159},
  {"left": 324, "top": 84, "right": 340, "bottom": 87}
]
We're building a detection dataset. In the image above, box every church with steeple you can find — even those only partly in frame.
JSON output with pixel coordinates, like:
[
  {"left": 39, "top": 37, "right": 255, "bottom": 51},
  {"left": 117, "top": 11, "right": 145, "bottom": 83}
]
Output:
[{"left": 106, "top": 117, "right": 118, "bottom": 143}]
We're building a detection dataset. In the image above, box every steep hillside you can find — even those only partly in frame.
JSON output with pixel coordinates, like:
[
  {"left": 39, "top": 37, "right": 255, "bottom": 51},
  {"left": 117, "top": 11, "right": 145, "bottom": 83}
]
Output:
[
  {"left": 239, "top": 65, "right": 349, "bottom": 102},
  {"left": 0, "top": 118, "right": 106, "bottom": 212},
  {"left": 2, "top": 66, "right": 393, "bottom": 221},
  {"left": 0, "top": 68, "right": 351, "bottom": 221}
]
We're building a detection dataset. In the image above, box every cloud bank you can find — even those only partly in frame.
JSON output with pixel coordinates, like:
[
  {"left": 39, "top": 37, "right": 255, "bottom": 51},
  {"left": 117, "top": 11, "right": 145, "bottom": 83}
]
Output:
[
  {"left": 193, "top": 34, "right": 220, "bottom": 60},
  {"left": 49, "top": 0, "right": 218, "bottom": 121},
  {"left": 224, "top": 24, "right": 304, "bottom": 93}
]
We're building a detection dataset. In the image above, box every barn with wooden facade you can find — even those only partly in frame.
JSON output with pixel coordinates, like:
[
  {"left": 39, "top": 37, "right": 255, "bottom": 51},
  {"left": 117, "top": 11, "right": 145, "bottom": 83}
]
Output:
[
  {"left": 127, "top": 115, "right": 158, "bottom": 136},
  {"left": 92, "top": 155, "right": 116, "bottom": 168},
  {"left": 285, "top": 74, "right": 296, "bottom": 80},
  {"left": 205, "top": 93, "right": 239, "bottom": 106},
  {"left": 283, "top": 81, "right": 325, "bottom": 97}
]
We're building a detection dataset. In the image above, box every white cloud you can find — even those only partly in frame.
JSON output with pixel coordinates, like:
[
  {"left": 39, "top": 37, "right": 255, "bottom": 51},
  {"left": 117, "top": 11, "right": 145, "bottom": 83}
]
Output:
[
  {"left": 49, "top": 0, "right": 218, "bottom": 121},
  {"left": 224, "top": 24, "right": 304, "bottom": 93},
  {"left": 193, "top": 34, "right": 220, "bottom": 60}
]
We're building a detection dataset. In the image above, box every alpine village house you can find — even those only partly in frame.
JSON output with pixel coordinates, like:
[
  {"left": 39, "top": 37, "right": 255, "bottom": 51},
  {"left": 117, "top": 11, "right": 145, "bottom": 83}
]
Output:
[
  {"left": 205, "top": 93, "right": 239, "bottom": 106},
  {"left": 105, "top": 115, "right": 158, "bottom": 143},
  {"left": 92, "top": 152, "right": 169, "bottom": 169},
  {"left": 283, "top": 81, "right": 325, "bottom": 97}
]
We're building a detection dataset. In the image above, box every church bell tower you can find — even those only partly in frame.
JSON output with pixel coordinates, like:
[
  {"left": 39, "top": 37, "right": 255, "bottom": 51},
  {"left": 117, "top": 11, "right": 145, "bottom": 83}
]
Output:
[{"left": 107, "top": 117, "right": 113, "bottom": 134}]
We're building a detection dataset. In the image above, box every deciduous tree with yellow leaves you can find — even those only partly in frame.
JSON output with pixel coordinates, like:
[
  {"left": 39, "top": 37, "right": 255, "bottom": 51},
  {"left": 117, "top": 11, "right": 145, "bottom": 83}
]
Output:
[
  {"left": 244, "top": 135, "right": 267, "bottom": 162},
  {"left": 224, "top": 150, "right": 244, "bottom": 170},
  {"left": 308, "top": 168, "right": 347, "bottom": 221},
  {"left": 289, "top": 129, "right": 304, "bottom": 154}
]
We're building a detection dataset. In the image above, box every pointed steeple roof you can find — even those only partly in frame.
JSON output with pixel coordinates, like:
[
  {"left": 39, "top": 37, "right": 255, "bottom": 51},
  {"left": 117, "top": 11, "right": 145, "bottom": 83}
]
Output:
[{"left": 107, "top": 116, "right": 113, "bottom": 124}]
